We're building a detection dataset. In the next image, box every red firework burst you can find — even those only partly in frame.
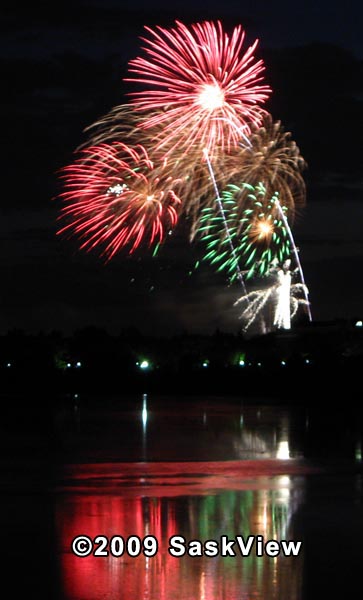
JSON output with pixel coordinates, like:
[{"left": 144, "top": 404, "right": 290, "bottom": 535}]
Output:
[
  {"left": 58, "top": 143, "right": 182, "bottom": 259},
  {"left": 126, "top": 20, "right": 271, "bottom": 155}
]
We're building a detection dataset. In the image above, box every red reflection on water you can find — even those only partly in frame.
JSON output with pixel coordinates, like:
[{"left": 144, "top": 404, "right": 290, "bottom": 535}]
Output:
[
  {"left": 56, "top": 461, "right": 305, "bottom": 600},
  {"left": 57, "top": 496, "right": 179, "bottom": 600},
  {"left": 57, "top": 459, "right": 318, "bottom": 495}
]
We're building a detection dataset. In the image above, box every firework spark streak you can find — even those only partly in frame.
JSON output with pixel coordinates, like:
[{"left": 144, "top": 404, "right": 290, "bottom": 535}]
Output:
[
  {"left": 56, "top": 20, "right": 312, "bottom": 333},
  {"left": 126, "top": 20, "right": 271, "bottom": 155},
  {"left": 227, "top": 114, "right": 307, "bottom": 222},
  {"left": 234, "top": 276, "right": 309, "bottom": 333},
  {"left": 203, "top": 149, "right": 248, "bottom": 296},
  {"left": 274, "top": 199, "right": 312, "bottom": 321},
  {"left": 57, "top": 143, "right": 182, "bottom": 259},
  {"left": 81, "top": 106, "right": 243, "bottom": 240},
  {"left": 80, "top": 104, "right": 141, "bottom": 149},
  {"left": 198, "top": 182, "right": 291, "bottom": 281}
]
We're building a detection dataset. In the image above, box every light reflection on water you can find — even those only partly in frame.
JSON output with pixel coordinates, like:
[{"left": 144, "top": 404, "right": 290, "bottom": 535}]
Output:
[
  {"left": 53, "top": 395, "right": 312, "bottom": 600},
  {"left": 4, "top": 393, "right": 363, "bottom": 600},
  {"left": 54, "top": 395, "right": 308, "bottom": 463},
  {"left": 50, "top": 393, "right": 363, "bottom": 600},
  {"left": 56, "top": 475, "right": 304, "bottom": 600}
]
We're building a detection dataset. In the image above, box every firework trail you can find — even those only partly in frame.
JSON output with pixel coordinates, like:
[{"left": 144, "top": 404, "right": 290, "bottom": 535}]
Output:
[
  {"left": 57, "top": 142, "right": 182, "bottom": 259},
  {"left": 274, "top": 198, "right": 312, "bottom": 321},
  {"left": 203, "top": 149, "right": 248, "bottom": 296},
  {"left": 126, "top": 20, "right": 271, "bottom": 157}
]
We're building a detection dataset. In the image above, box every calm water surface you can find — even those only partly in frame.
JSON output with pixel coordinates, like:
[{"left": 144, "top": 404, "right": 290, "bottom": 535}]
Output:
[{"left": 3, "top": 394, "right": 363, "bottom": 599}]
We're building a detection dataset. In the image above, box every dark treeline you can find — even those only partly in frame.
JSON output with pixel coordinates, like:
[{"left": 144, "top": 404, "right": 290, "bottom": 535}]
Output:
[{"left": 1, "top": 318, "right": 362, "bottom": 399}]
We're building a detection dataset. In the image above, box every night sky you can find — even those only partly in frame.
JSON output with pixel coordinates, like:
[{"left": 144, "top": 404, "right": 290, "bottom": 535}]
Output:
[{"left": 2, "top": 0, "right": 363, "bottom": 336}]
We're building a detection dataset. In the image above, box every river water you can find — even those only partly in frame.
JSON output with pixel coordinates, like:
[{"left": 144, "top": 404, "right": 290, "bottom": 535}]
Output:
[{"left": 3, "top": 394, "right": 363, "bottom": 599}]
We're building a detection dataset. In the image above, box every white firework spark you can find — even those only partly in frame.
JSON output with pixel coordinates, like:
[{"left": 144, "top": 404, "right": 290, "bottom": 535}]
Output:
[{"left": 234, "top": 268, "right": 309, "bottom": 333}]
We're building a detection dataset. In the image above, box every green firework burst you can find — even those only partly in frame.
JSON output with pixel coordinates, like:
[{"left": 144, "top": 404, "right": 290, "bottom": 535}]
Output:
[{"left": 198, "top": 182, "right": 291, "bottom": 280}]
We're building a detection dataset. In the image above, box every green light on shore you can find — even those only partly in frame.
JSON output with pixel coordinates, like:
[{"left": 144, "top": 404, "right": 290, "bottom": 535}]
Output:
[{"left": 236, "top": 352, "right": 246, "bottom": 367}]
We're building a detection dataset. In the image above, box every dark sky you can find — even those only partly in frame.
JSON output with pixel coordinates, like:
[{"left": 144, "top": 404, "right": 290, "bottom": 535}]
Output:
[{"left": 2, "top": 0, "right": 363, "bottom": 336}]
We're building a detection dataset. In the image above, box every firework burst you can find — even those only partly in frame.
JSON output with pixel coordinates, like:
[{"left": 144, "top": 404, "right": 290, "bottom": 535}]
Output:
[
  {"left": 58, "top": 142, "right": 182, "bottom": 259},
  {"left": 79, "top": 105, "right": 224, "bottom": 238},
  {"left": 125, "top": 20, "right": 271, "bottom": 155},
  {"left": 55, "top": 20, "right": 312, "bottom": 331},
  {"left": 234, "top": 272, "right": 309, "bottom": 333},
  {"left": 198, "top": 182, "right": 291, "bottom": 280},
  {"left": 81, "top": 104, "right": 149, "bottom": 150},
  {"left": 228, "top": 114, "right": 307, "bottom": 219}
]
